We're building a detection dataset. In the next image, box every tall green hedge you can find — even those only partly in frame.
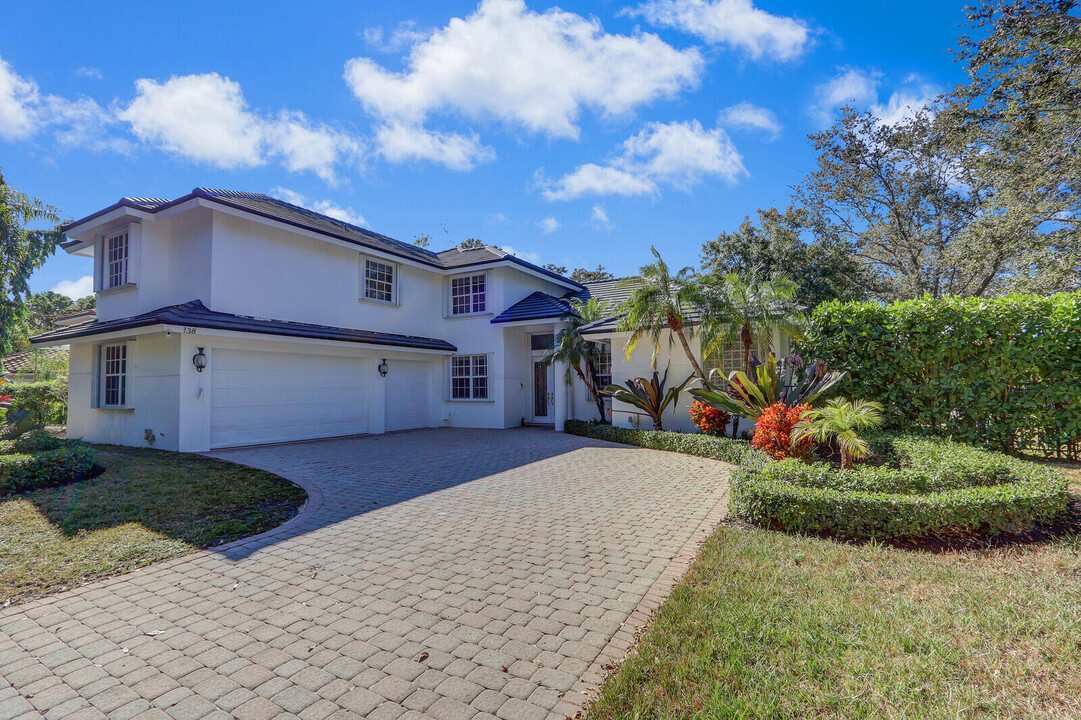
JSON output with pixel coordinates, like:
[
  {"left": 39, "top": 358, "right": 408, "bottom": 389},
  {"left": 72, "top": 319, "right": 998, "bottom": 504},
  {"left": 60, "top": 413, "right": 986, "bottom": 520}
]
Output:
[
  {"left": 5, "top": 379, "right": 67, "bottom": 425},
  {"left": 803, "top": 293, "right": 1081, "bottom": 458}
]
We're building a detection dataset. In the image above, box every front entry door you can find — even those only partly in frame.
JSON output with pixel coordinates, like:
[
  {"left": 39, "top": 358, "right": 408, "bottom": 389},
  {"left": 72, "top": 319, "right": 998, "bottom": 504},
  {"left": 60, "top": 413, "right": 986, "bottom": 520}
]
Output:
[{"left": 532, "top": 360, "right": 555, "bottom": 422}]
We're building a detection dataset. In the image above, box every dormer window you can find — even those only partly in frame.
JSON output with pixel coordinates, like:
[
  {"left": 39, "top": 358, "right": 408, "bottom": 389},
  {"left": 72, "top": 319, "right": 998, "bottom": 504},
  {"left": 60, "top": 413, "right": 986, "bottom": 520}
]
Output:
[
  {"left": 450, "top": 273, "right": 487, "bottom": 315},
  {"left": 362, "top": 257, "right": 397, "bottom": 304},
  {"left": 105, "top": 230, "right": 129, "bottom": 289}
]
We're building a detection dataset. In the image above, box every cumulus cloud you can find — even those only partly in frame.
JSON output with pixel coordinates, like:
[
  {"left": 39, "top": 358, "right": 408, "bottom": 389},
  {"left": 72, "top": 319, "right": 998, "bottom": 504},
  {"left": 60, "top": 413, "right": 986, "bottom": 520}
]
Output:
[
  {"left": 75, "top": 67, "right": 103, "bottom": 80},
  {"left": 499, "top": 245, "right": 541, "bottom": 264},
  {"left": 537, "top": 217, "right": 560, "bottom": 233},
  {"left": 542, "top": 119, "right": 745, "bottom": 201},
  {"left": 719, "top": 101, "right": 782, "bottom": 139},
  {"left": 0, "top": 55, "right": 116, "bottom": 147},
  {"left": 344, "top": 0, "right": 702, "bottom": 169},
  {"left": 591, "top": 204, "right": 612, "bottom": 229},
  {"left": 52, "top": 276, "right": 94, "bottom": 300},
  {"left": 119, "top": 73, "right": 363, "bottom": 182},
  {"left": 812, "top": 67, "right": 939, "bottom": 126},
  {"left": 623, "top": 0, "right": 811, "bottom": 61},
  {"left": 363, "top": 21, "right": 430, "bottom": 53},
  {"left": 271, "top": 187, "right": 367, "bottom": 227}
]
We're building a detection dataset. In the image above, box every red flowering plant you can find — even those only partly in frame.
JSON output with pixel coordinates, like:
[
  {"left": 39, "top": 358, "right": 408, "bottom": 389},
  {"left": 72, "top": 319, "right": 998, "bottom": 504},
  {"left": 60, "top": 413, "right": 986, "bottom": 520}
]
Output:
[
  {"left": 689, "top": 400, "right": 731, "bottom": 436},
  {"left": 752, "top": 402, "right": 814, "bottom": 461}
]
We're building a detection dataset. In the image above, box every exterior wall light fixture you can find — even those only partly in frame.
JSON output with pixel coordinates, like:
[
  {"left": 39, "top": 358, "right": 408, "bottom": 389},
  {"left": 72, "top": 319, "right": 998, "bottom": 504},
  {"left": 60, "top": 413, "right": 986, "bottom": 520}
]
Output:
[{"left": 193, "top": 347, "right": 208, "bottom": 372}]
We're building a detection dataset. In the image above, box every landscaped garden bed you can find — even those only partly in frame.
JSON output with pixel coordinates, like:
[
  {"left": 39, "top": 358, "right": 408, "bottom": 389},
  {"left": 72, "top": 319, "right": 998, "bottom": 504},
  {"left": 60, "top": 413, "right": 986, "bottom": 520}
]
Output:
[
  {"left": 0, "top": 444, "right": 307, "bottom": 605},
  {"left": 0, "top": 430, "right": 96, "bottom": 495},
  {"left": 565, "top": 419, "right": 751, "bottom": 465}
]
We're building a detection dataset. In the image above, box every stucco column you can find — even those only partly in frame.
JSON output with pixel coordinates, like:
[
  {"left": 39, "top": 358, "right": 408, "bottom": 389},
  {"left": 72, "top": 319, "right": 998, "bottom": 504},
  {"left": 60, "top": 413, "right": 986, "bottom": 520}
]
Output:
[{"left": 554, "top": 358, "right": 568, "bottom": 432}]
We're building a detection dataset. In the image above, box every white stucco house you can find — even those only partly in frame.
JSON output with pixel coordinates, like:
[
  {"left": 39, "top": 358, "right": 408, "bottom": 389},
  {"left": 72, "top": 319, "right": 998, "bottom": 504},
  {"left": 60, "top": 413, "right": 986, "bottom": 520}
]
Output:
[{"left": 32, "top": 188, "right": 783, "bottom": 451}]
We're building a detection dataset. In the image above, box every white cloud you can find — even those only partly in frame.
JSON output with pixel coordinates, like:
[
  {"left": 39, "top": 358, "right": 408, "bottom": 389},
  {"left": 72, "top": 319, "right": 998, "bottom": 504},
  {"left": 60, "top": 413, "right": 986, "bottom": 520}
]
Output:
[
  {"left": 542, "top": 119, "right": 745, "bottom": 201},
  {"left": 52, "top": 276, "right": 94, "bottom": 300},
  {"left": 499, "top": 245, "right": 541, "bottom": 264},
  {"left": 119, "top": 73, "right": 363, "bottom": 182},
  {"left": 0, "top": 55, "right": 115, "bottom": 146},
  {"left": 344, "top": 0, "right": 702, "bottom": 169},
  {"left": 812, "top": 66, "right": 881, "bottom": 123},
  {"left": 624, "top": 0, "right": 811, "bottom": 61},
  {"left": 812, "top": 67, "right": 938, "bottom": 126},
  {"left": 591, "top": 204, "right": 612, "bottom": 229},
  {"left": 75, "top": 67, "right": 103, "bottom": 80},
  {"left": 487, "top": 212, "right": 509, "bottom": 225},
  {"left": 271, "top": 187, "right": 367, "bottom": 227},
  {"left": 538, "top": 217, "right": 560, "bottom": 233},
  {"left": 363, "top": 21, "right": 429, "bottom": 53},
  {"left": 719, "top": 101, "right": 781, "bottom": 139}
]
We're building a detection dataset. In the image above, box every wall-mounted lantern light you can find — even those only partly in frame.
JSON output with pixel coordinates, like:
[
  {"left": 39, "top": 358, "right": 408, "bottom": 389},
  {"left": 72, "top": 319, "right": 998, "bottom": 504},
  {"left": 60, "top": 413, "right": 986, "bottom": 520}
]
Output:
[
  {"left": 193, "top": 347, "right": 208, "bottom": 373},
  {"left": 378, "top": 359, "right": 389, "bottom": 377}
]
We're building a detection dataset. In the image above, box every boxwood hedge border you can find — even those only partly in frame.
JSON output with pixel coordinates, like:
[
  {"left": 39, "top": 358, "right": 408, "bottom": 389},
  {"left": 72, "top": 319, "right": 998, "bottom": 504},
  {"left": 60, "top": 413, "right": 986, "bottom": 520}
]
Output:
[
  {"left": 0, "top": 431, "right": 96, "bottom": 496},
  {"left": 563, "top": 420, "right": 751, "bottom": 465}
]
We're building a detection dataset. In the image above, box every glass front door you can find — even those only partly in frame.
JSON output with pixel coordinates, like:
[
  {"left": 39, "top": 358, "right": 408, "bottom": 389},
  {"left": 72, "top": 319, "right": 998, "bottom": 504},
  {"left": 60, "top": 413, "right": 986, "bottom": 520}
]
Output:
[{"left": 533, "top": 361, "right": 549, "bottom": 419}]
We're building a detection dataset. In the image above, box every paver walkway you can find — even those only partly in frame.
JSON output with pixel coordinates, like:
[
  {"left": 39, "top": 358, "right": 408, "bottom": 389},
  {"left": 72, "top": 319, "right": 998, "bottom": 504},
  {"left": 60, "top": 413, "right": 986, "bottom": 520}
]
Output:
[{"left": 0, "top": 428, "right": 730, "bottom": 720}]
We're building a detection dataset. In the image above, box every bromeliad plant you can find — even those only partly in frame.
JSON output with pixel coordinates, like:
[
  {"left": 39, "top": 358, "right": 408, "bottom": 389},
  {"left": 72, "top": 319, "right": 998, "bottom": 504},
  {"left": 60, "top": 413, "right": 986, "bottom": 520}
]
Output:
[
  {"left": 791, "top": 397, "right": 885, "bottom": 469},
  {"left": 606, "top": 365, "right": 694, "bottom": 432},
  {"left": 689, "top": 352, "right": 846, "bottom": 422}
]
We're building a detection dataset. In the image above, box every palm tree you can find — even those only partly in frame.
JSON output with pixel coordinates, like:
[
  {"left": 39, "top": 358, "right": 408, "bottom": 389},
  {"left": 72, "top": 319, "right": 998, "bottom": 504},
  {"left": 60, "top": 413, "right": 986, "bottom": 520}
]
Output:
[
  {"left": 544, "top": 298, "right": 611, "bottom": 421},
  {"left": 792, "top": 397, "right": 885, "bottom": 469},
  {"left": 698, "top": 268, "right": 804, "bottom": 380},
  {"left": 617, "top": 247, "right": 707, "bottom": 380}
]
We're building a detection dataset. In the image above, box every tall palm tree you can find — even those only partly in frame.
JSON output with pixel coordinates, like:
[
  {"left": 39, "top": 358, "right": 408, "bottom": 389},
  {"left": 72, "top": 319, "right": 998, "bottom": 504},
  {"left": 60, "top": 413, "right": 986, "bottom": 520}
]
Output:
[
  {"left": 792, "top": 398, "right": 885, "bottom": 469},
  {"left": 544, "top": 298, "right": 611, "bottom": 421},
  {"left": 617, "top": 247, "right": 707, "bottom": 380},
  {"left": 698, "top": 268, "right": 804, "bottom": 380}
]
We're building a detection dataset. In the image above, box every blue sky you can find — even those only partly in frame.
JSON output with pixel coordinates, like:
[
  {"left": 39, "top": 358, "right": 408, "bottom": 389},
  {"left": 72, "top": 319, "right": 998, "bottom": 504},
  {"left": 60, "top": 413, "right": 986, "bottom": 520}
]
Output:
[{"left": 2, "top": 0, "right": 970, "bottom": 299}]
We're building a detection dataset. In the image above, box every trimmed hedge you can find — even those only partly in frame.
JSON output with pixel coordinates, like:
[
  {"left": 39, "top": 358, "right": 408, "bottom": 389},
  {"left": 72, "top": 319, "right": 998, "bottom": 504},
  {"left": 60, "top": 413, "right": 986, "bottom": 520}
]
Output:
[
  {"left": 803, "top": 292, "right": 1081, "bottom": 459},
  {"left": 5, "top": 379, "right": 68, "bottom": 426},
  {"left": 564, "top": 420, "right": 751, "bottom": 465},
  {"left": 731, "top": 436, "right": 1068, "bottom": 539},
  {"left": 0, "top": 431, "right": 95, "bottom": 495}
]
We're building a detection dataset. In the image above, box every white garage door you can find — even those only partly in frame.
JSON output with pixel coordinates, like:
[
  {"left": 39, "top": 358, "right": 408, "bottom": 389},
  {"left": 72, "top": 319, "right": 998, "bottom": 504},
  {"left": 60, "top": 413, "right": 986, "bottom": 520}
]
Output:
[
  {"left": 384, "top": 360, "right": 431, "bottom": 432},
  {"left": 211, "top": 348, "right": 369, "bottom": 448}
]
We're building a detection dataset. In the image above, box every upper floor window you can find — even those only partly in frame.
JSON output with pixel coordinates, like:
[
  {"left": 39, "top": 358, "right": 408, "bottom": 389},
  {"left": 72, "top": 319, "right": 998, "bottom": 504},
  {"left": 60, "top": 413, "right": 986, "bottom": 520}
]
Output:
[
  {"left": 100, "top": 343, "right": 129, "bottom": 407},
  {"left": 105, "top": 230, "right": 129, "bottom": 289},
  {"left": 450, "top": 273, "right": 486, "bottom": 315},
  {"left": 363, "top": 258, "right": 397, "bottom": 304}
]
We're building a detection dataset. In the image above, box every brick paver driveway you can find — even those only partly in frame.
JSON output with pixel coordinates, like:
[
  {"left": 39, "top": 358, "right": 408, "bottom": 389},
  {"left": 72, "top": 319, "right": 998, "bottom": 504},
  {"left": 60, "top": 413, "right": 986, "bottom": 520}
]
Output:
[{"left": 0, "top": 428, "right": 730, "bottom": 720}]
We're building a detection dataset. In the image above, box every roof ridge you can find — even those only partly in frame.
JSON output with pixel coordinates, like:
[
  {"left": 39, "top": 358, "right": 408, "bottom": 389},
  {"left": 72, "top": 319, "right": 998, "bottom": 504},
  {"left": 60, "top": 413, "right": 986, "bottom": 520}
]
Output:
[{"left": 196, "top": 188, "right": 273, "bottom": 199}]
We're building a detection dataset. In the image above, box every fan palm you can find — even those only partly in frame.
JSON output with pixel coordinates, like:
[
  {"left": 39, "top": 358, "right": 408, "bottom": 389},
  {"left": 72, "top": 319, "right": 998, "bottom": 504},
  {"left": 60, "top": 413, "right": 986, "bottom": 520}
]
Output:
[
  {"left": 617, "top": 246, "right": 707, "bottom": 379},
  {"left": 791, "top": 397, "right": 885, "bottom": 469},
  {"left": 698, "top": 269, "right": 804, "bottom": 380},
  {"left": 543, "top": 298, "right": 611, "bottom": 421}
]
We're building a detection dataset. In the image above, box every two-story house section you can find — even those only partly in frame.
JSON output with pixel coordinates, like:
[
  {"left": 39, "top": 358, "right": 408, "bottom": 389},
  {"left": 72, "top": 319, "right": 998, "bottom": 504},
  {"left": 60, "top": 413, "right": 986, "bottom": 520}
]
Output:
[{"left": 32, "top": 188, "right": 630, "bottom": 452}]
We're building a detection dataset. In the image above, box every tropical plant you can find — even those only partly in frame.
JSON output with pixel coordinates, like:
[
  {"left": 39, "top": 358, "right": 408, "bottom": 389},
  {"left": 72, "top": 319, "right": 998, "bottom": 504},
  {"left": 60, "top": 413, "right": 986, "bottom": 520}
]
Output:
[
  {"left": 605, "top": 365, "right": 694, "bottom": 431},
  {"left": 0, "top": 378, "right": 35, "bottom": 440},
  {"left": 697, "top": 268, "right": 805, "bottom": 378},
  {"left": 0, "top": 170, "right": 67, "bottom": 357},
  {"left": 792, "top": 398, "right": 885, "bottom": 469},
  {"left": 689, "top": 400, "right": 730, "bottom": 436},
  {"left": 617, "top": 247, "right": 707, "bottom": 379},
  {"left": 544, "top": 298, "right": 611, "bottom": 421},
  {"left": 690, "top": 352, "right": 847, "bottom": 422},
  {"left": 752, "top": 402, "right": 814, "bottom": 461}
]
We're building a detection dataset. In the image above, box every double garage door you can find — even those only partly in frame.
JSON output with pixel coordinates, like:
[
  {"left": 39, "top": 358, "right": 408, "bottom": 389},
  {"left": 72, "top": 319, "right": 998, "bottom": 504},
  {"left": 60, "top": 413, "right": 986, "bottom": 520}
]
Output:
[{"left": 210, "top": 349, "right": 430, "bottom": 448}]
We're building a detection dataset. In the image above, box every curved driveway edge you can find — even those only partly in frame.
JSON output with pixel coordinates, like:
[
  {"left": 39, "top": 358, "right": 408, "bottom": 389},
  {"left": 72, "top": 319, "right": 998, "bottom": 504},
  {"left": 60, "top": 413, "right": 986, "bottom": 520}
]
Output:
[{"left": 0, "top": 428, "right": 731, "bottom": 720}]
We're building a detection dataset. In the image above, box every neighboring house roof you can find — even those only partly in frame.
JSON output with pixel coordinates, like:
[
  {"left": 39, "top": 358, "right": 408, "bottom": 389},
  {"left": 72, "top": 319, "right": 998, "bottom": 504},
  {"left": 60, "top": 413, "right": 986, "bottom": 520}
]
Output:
[
  {"left": 61, "top": 188, "right": 582, "bottom": 289},
  {"left": 2, "top": 347, "right": 67, "bottom": 374},
  {"left": 30, "top": 300, "right": 457, "bottom": 352},
  {"left": 54, "top": 308, "right": 96, "bottom": 326}
]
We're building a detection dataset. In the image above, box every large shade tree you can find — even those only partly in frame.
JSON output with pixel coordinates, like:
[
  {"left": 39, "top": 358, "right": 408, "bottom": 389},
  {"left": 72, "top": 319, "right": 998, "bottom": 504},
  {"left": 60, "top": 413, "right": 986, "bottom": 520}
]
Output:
[
  {"left": 543, "top": 298, "right": 612, "bottom": 420},
  {"left": 0, "top": 171, "right": 65, "bottom": 357},
  {"left": 617, "top": 247, "right": 707, "bottom": 380}
]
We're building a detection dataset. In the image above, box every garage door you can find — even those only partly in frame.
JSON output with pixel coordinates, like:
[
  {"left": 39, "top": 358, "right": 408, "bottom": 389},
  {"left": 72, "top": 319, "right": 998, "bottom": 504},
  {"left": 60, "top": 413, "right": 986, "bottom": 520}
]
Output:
[
  {"left": 385, "top": 360, "right": 431, "bottom": 432},
  {"left": 210, "top": 348, "right": 369, "bottom": 448}
]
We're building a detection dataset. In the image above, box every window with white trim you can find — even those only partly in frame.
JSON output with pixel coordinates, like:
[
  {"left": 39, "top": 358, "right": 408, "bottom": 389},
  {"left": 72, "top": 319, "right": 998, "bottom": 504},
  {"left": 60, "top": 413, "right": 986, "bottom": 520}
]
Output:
[
  {"left": 104, "top": 230, "right": 129, "bottom": 289},
  {"left": 450, "top": 273, "right": 486, "bottom": 315},
  {"left": 586, "top": 341, "right": 612, "bottom": 399},
  {"left": 100, "top": 343, "right": 129, "bottom": 407},
  {"left": 451, "top": 354, "right": 488, "bottom": 400},
  {"left": 362, "top": 258, "right": 397, "bottom": 303},
  {"left": 705, "top": 340, "right": 767, "bottom": 378}
]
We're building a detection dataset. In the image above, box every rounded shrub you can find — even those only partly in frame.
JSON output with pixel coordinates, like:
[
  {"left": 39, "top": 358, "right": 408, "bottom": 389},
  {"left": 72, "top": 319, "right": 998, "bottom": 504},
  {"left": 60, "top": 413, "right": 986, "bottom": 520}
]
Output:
[
  {"left": 0, "top": 437, "right": 96, "bottom": 496},
  {"left": 731, "top": 435, "right": 1069, "bottom": 539}
]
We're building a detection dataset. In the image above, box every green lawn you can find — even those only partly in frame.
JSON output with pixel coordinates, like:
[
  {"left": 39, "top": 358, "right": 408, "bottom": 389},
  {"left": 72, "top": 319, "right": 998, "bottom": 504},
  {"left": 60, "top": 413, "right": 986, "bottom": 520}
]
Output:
[
  {"left": 587, "top": 459, "right": 1081, "bottom": 720},
  {"left": 0, "top": 446, "right": 306, "bottom": 606}
]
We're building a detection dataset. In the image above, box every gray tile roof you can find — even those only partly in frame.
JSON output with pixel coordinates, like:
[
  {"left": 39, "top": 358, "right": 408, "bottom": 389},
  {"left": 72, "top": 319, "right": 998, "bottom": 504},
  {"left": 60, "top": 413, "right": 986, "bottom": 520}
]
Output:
[
  {"left": 30, "top": 300, "right": 457, "bottom": 352},
  {"left": 61, "top": 189, "right": 582, "bottom": 287}
]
